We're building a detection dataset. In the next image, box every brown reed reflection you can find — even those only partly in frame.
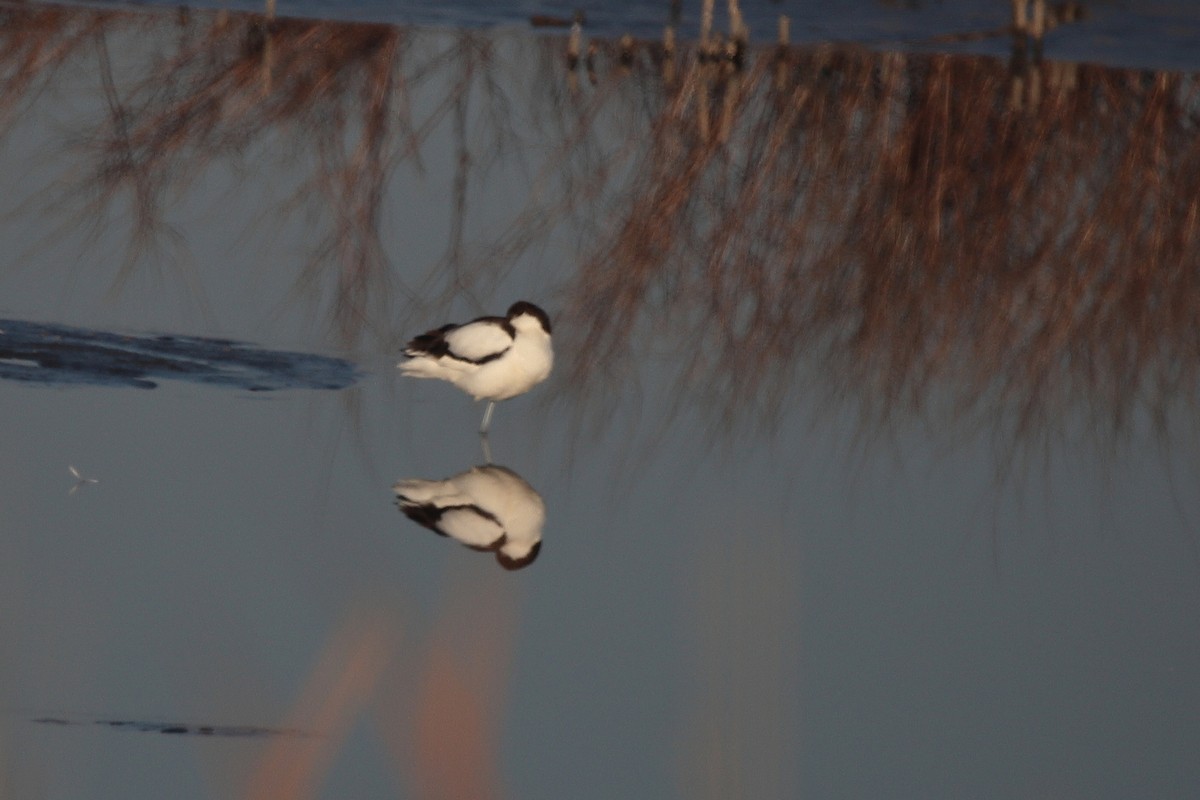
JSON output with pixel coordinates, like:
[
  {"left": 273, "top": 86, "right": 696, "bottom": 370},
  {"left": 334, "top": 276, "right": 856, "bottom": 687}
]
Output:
[
  {"left": 3, "top": 2, "right": 1198, "bottom": 454},
  {"left": 84, "top": 10, "right": 414, "bottom": 343},
  {"left": 1, "top": 3, "right": 514, "bottom": 346},
  {"left": 543, "top": 32, "right": 1200, "bottom": 460},
  {"left": 0, "top": 4, "right": 119, "bottom": 130}
]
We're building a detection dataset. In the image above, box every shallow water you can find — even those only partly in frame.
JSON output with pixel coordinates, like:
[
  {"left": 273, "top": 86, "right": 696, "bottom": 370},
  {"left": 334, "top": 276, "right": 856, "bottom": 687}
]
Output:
[{"left": 1, "top": 3, "right": 1199, "bottom": 798}]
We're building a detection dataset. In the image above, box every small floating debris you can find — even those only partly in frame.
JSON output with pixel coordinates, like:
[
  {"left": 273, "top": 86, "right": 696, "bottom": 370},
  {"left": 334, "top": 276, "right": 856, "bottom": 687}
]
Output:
[{"left": 68, "top": 465, "right": 99, "bottom": 495}]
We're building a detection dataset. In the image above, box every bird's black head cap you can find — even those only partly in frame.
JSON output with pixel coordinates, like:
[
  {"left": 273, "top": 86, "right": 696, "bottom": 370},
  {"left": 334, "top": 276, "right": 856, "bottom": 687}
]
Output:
[{"left": 507, "top": 301, "right": 552, "bottom": 334}]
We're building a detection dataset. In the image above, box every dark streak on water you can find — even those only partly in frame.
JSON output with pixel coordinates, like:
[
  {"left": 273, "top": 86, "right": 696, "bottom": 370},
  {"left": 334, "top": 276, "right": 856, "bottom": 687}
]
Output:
[
  {"left": 33, "top": 716, "right": 316, "bottom": 738},
  {"left": 0, "top": 319, "right": 358, "bottom": 391}
]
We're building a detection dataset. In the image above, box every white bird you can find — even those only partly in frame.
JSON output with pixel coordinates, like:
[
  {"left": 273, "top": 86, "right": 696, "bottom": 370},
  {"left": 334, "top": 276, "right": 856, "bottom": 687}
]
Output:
[
  {"left": 398, "top": 301, "right": 553, "bottom": 433},
  {"left": 394, "top": 465, "right": 545, "bottom": 570}
]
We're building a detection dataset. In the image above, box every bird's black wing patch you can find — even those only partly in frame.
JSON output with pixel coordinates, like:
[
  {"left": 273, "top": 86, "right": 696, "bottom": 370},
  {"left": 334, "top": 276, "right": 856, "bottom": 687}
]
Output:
[
  {"left": 404, "top": 324, "right": 458, "bottom": 358},
  {"left": 398, "top": 502, "right": 505, "bottom": 550},
  {"left": 398, "top": 501, "right": 453, "bottom": 536},
  {"left": 455, "top": 347, "right": 511, "bottom": 365},
  {"left": 444, "top": 316, "right": 515, "bottom": 365},
  {"left": 465, "top": 534, "right": 505, "bottom": 553},
  {"left": 404, "top": 317, "right": 515, "bottom": 365}
]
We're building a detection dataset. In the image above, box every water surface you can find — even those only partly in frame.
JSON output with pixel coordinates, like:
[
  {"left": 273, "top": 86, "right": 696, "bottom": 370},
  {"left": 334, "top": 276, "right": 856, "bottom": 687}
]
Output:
[{"left": 1, "top": 3, "right": 1199, "bottom": 798}]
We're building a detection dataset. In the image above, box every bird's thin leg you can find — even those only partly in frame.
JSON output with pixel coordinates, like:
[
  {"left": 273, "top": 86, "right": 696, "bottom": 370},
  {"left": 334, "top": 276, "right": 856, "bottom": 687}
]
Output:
[
  {"left": 479, "top": 401, "right": 496, "bottom": 434},
  {"left": 480, "top": 433, "right": 493, "bottom": 465}
]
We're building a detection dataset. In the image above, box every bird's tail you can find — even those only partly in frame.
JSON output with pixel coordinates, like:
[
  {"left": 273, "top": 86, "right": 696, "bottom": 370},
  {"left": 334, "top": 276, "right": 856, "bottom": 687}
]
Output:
[
  {"left": 392, "top": 478, "right": 441, "bottom": 504},
  {"left": 397, "top": 356, "right": 421, "bottom": 372},
  {"left": 397, "top": 355, "right": 461, "bottom": 380}
]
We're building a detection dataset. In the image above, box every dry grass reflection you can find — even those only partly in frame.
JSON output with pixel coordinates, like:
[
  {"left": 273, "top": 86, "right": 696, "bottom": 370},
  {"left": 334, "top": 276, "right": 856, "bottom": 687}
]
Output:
[
  {"left": 1, "top": 3, "right": 514, "bottom": 346},
  {"left": 545, "top": 28, "right": 1200, "bottom": 462},
  {"left": 2, "top": 2, "right": 1198, "bottom": 454},
  {"left": 83, "top": 11, "right": 414, "bottom": 342}
]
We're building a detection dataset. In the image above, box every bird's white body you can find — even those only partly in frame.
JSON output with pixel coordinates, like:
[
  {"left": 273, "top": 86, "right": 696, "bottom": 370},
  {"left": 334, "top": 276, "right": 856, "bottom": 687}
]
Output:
[
  {"left": 398, "top": 302, "right": 553, "bottom": 403},
  {"left": 394, "top": 465, "right": 545, "bottom": 570}
]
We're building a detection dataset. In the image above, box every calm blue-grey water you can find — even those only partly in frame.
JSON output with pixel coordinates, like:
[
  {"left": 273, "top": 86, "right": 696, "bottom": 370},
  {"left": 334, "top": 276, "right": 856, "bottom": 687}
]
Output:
[{"left": 1, "top": 2, "right": 1199, "bottom": 798}]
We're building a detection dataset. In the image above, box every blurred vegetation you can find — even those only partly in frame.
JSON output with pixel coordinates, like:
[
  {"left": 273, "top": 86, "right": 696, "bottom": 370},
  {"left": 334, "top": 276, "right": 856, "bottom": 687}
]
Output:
[
  {"left": 1, "top": 1, "right": 1198, "bottom": 796},
  {"left": 0, "top": 1, "right": 1197, "bottom": 458}
]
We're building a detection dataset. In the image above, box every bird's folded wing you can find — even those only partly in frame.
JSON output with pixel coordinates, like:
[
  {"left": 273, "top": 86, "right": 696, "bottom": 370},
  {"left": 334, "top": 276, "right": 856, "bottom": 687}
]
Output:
[
  {"left": 443, "top": 321, "right": 513, "bottom": 363},
  {"left": 437, "top": 505, "right": 506, "bottom": 549},
  {"left": 394, "top": 479, "right": 460, "bottom": 504}
]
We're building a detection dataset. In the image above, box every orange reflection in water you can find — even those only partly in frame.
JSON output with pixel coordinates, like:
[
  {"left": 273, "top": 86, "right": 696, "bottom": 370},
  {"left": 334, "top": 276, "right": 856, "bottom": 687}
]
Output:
[
  {"left": 407, "top": 565, "right": 517, "bottom": 800},
  {"left": 239, "top": 561, "right": 519, "bottom": 799},
  {"left": 243, "top": 613, "right": 395, "bottom": 799}
]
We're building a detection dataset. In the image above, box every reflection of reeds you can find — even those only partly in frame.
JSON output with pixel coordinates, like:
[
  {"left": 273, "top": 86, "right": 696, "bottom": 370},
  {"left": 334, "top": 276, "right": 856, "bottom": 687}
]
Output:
[
  {"left": 1, "top": 5, "right": 513, "bottom": 346},
  {"left": 87, "top": 12, "right": 413, "bottom": 344},
  {"left": 4, "top": 3, "right": 1198, "bottom": 453},
  {"left": 0, "top": 4, "right": 116, "bottom": 129},
  {"left": 541, "top": 38, "right": 1200, "bottom": 457}
]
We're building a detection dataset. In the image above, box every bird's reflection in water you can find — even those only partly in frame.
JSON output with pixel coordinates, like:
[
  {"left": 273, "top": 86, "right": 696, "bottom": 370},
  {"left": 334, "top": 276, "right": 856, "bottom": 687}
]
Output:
[{"left": 394, "top": 458, "right": 545, "bottom": 570}]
